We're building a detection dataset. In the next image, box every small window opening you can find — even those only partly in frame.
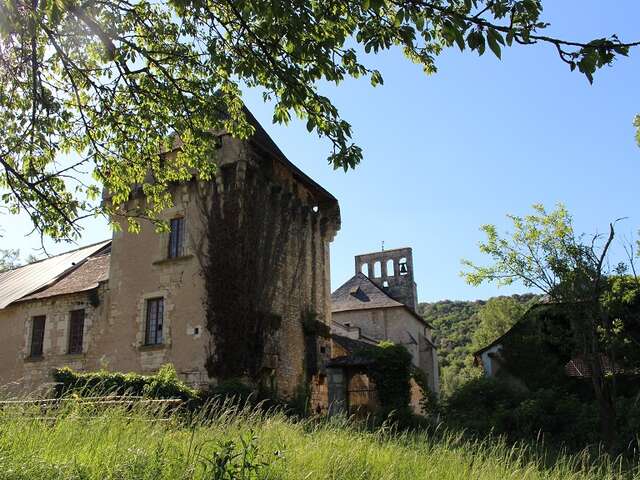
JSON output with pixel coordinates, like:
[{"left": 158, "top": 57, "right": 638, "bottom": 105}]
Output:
[
  {"left": 194, "top": 327, "right": 200, "bottom": 335},
  {"left": 360, "top": 263, "right": 369, "bottom": 276},
  {"left": 382, "top": 280, "right": 389, "bottom": 288},
  {"left": 386, "top": 259, "right": 395, "bottom": 277},
  {"left": 320, "top": 346, "right": 326, "bottom": 354},
  {"left": 30, "top": 315, "right": 46, "bottom": 358},
  {"left": 68, "top": 309, "right": 85, "bottom": 354},
  {"left": 168, "top": 217, "right": 185, "bottom": 259},
  {"left": 373, "top": 261, "right": 382, "bottom": 278},
  {"left": 312, "top": 205, "right": 319, "bottom": 213},
  {"left": 399, "top": 257, "right": 408, "bottom": 275},
  {"left": 145, "top": 298, "right": 165, "bottom": 345}
]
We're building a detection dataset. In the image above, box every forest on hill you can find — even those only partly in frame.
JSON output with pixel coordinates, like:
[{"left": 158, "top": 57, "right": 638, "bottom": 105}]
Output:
[{"left": 417, "top": 294, "right": 540, "bottom": 397}]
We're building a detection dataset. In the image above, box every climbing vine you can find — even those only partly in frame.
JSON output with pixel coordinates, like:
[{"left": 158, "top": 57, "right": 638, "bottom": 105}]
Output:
[
  {"left": 196, "top": 160, "right": 296, "bottom": 383},
  {"left": 360, "top": 341, "right": 413, "bottom": 413}
]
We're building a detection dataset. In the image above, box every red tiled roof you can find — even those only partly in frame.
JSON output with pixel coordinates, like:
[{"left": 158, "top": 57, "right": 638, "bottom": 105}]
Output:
[{"left": 564, "top": 355, "right": 640, "bottom": 378}]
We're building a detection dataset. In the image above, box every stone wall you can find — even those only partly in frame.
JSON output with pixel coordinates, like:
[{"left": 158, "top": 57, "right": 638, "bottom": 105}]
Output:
[
  {"left": 0, "top": 287, "right": 108, "bottom": 395},
  {"left": 197, "top": 136, "right": 339, "bottom": 397}
]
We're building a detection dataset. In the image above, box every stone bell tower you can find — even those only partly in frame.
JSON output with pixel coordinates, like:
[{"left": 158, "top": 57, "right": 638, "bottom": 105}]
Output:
[{"left": 354, "top": 247, "right": 418, "bottom": 311}]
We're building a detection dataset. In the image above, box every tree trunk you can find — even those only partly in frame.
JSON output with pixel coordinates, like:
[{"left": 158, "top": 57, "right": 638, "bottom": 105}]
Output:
[{"left": 589, "top": 352, "right": 618, "bottom": 454}]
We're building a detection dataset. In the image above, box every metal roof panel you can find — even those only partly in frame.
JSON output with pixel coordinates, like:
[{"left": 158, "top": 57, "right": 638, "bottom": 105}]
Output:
[{"left": 0, "top": 240, "right": 110, "bottom": 309}]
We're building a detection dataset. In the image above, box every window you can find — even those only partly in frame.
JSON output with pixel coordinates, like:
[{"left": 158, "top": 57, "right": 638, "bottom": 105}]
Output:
[
  {"left": 168, "top": 217, "right": 185, "bottom": 258},
  {"left": 360, "top": 263, "right": 369, "bottom": 276},
  {"left": 30, "top": 315, "right": 46, "bottom": 357},
  {"left": 373, "top": 261, "right": 382, "bottom": 278},
  {"left": 145, "top": 298, "right": 164, "bottom": 345},
  {"left": 386, "top": 259, "right": 395, "bottom": 277},
  {"left": 68, "top": 309, "right": 85, "bottom": 354}
]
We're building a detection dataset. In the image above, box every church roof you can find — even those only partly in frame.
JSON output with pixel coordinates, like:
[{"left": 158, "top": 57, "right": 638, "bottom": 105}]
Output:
[
  {"left": 0, "top": 240, "right": 110, "bottom": 309},
  {"left": 331, "top": 272, "right": 405, "bottom": 312},
  {"left": 331, "top": 273, "right": 430, "bottom": 327}
]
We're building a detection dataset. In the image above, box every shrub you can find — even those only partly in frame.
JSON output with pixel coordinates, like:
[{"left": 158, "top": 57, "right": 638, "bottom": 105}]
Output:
[
  {"left": 52, "top": 364, "right": 199, "bottom": 403},
  {"left": 443, "top": 376, "right": 640, "bottom": 452}
]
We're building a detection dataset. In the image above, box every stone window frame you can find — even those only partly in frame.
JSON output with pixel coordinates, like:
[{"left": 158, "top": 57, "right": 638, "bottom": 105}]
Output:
[
  {"left": 22, "top": 307, "right": 49, "bottom": 360},
  {"left": 137, "top": 290, "right": 171, "bottom": 349},
  {"left": 156, "top": 195, "right": 192, "bottom": 263},
  {"left": 144, "top": 297, "right": 165, "bottom": 346}
]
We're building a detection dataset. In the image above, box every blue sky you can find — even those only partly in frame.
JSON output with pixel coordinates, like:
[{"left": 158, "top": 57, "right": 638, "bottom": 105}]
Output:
[{"left": 2, "top": 1, "right": 639, "bottom": 302}]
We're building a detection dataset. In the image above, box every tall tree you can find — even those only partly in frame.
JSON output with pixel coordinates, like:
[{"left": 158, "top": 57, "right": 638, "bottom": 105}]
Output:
[
  {"left": 1, "top": 0, "right": 638, "bottom": 239},
  {"left": 463, "top": 204, "right": 640, "bottom": 453}
]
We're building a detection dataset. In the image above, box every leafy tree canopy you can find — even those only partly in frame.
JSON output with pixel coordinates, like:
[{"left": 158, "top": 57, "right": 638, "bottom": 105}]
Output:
[
  {"left": 471, "top": 295, "right": 536, "bottom": 350},
  {"left": 462, "top": 203, "right": 640, "bottom": 452},
  {"left": 1, "top": 0, "right": 638, "bottom": 239}
]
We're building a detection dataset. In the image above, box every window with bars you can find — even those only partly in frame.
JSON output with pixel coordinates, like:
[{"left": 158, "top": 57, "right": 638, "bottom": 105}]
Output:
[
  {"left": 167, "top": 217, "right": 185, "bottom": 259},
  {"left": 30, "top": 315, "right": 46, "bottom": 357},
  {"left": 145, "top": 298, "right": 164, "bottom": 345},
  {"left": 68, "top": 309, "right": 85, "bottom": 354}
]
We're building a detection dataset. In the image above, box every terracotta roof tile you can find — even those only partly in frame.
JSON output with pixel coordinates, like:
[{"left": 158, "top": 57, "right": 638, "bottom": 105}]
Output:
[
  {"left": 0, "top": 240, "right": 110, "bottom": 309},
  {"left": 18, "top": 254, "right": 110, "bottom": 302}
]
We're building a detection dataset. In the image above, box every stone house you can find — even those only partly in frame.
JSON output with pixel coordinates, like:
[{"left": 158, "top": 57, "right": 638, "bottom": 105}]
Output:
[
  {"left": 326, "top": 247, "right": 439, "bottom": 415},
  {"left": 0, "top": 112, "right": 340, "bottom": 400}
]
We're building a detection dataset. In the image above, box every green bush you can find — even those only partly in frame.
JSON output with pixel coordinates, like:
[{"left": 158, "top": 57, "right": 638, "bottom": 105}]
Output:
[
  {"left": 52, "top": 364, "right": 199, "bottom": 403},
  {"left": 444, "top": 376, "right": 640, "bottom": 452}
]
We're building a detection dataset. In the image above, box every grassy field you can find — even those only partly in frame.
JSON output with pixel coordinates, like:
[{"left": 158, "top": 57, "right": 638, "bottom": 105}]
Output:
[{"left": 0, "top": 402, "right": 636, "bottom": 480}]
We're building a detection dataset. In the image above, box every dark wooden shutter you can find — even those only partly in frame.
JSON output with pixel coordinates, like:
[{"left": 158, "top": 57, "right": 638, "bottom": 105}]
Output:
[
  {"left": 68, "top": 309, "right": 85, "bottom": 354},
  {"left": 30, "top": 315, "right": 46, "bottom": 357},
  {"left": 145, "top": 298, "right": 164, "bottom": 345}
]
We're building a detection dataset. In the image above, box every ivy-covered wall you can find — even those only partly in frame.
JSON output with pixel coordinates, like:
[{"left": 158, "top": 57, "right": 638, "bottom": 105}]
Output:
[{"left": 196, "top": 138, "right": 340, "bottom": 398}]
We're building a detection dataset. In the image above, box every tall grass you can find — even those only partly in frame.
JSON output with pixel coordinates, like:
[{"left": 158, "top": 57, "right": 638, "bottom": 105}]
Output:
[{"left": 0, "top": 400, "right": 637, "bottom": 480}]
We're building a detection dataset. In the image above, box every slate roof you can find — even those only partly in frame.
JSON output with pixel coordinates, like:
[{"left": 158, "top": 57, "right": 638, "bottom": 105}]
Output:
[
  {"left": 331, "top": 273, "right": 405, "bottom": 312},
  {"left": 243, "top": 107, "right": 339, "bottom": 207},
  {"left": 327, "top": 334, "right": 378, "bottom": 368},
  {"left": 0, "top": 240, "right": 111, "bottom": 309},
  {"left": 18, "top": 253, "right": 110, "bottom": 302},
  {"left": 331, "top": 333, "right": 377, "bottom": 353},
  {"left": 331, "top": 273, "right": 431, "bottom": 327}
]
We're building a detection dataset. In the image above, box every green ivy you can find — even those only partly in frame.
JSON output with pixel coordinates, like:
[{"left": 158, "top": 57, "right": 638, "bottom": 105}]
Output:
[
  {"left": 359, "top": 341, "right": 413, "bottom": 414},
  {"left": 52, "top": 364, "right": 199, "bottom": 402}
]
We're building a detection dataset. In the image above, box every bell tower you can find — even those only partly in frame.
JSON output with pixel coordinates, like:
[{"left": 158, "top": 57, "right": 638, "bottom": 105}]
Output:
[{"left": 354, "top": 247, "right": 418, "bottom": 311}]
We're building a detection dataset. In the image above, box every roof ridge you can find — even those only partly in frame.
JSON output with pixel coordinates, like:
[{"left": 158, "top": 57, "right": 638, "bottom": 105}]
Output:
[{"left": 1, "top": 239, "right": 111, "bottom": 273}]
